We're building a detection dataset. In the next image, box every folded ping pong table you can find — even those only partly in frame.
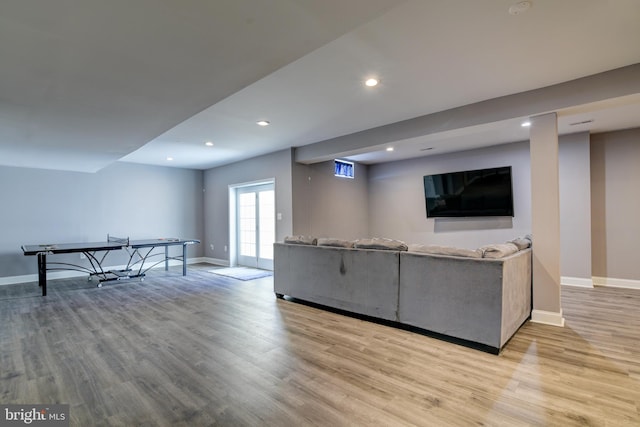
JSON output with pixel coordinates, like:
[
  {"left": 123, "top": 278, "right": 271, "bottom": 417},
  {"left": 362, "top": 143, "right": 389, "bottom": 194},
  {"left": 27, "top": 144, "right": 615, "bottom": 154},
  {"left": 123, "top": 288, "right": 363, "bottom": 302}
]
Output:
[{"left": 22, "top": 235, "right": 200, "bottom": 296}]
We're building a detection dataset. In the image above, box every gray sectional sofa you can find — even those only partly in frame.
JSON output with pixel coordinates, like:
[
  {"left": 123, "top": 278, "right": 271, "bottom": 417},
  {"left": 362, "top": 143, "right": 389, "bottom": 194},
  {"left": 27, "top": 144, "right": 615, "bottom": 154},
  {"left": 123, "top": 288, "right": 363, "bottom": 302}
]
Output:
[
  {"left": 273, "top": 237, "right": 532, "bottom": 353},
  {"left": 273, "top": 243, "right": 400, "bottom": 321}
]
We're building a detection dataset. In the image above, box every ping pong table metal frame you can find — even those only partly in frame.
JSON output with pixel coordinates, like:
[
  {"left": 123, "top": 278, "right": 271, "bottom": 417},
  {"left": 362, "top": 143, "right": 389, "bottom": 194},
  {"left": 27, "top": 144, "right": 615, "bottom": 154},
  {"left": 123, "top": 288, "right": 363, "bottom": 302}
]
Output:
[{"left": 21, "top": 235, "right": 200, "bottom": 296}]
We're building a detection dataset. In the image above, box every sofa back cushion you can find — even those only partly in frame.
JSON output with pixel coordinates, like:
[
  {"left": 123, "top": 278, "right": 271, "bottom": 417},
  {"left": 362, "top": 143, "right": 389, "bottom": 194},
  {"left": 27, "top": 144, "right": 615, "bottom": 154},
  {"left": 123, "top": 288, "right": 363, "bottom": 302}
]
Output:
[
  {"left": 508, "top": 236, "right": 532, "bottom": 250},
  {"left": 284, "top": 235, "right": 317, "bottom": 246},
  {"left": 407, "top": 244, "right": 483, "bottom": 258},
  {"left": 317, "top": 238, "right": 355, "bottom": 248},
  {"left": 480, "top": 243, "right": 519, "bottom": 258},
  {"left": 354, "top": 237, "right": 408, "bottom": 251}
]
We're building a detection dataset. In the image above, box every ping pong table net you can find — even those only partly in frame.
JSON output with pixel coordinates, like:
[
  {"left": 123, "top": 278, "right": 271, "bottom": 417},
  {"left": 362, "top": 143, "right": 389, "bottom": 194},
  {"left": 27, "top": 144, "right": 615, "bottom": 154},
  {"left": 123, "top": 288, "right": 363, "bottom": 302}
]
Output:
[{"left": 107, "top": 234, "right": 130, "bottom": 246}]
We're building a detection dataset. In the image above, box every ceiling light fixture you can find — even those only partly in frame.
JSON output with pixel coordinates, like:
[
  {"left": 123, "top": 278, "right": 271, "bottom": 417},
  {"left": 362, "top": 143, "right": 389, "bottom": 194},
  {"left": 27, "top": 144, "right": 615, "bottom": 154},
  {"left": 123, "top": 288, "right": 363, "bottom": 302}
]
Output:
[
  {"left": 386, "top": 147, "right": 394, "bottom": 152},
  {"left": 509, "top": 1, "right": 532, "bottom": 15},
  {"left": 205, "top": 141, "right": 214, "bottom": 146},
  {"left": 365, "top": 78, "right": 379, "bottom": 87},
  {"left": 166, "top": 156, "right": 174, "bottom": 161},
  {"left": 521, "top": 121, "right": 531, "bottom": 127},
  {"left": 256, "top": 120, "right": 270, "bottom": 126}
]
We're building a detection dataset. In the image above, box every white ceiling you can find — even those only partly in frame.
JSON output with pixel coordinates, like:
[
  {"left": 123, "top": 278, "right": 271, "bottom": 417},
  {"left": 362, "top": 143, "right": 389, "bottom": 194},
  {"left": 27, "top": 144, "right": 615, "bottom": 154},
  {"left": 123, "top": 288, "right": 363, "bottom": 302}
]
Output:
[{"left": 1, "top": 0, "right": 639, "bottom": 172}]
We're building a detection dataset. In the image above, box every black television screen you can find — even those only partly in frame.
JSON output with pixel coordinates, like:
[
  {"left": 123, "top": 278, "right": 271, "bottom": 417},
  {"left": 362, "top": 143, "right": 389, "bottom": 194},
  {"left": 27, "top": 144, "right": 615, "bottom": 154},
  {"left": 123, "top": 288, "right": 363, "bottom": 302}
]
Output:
[{"left": 423, "top": 166, "right": 514, "bottom": 218}]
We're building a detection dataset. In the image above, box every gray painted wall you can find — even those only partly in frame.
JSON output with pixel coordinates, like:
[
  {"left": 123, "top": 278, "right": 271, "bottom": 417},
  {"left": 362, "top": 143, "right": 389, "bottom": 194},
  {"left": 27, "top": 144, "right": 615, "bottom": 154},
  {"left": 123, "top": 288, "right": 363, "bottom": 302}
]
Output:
[
  {"left": 293, "top": 160, "right": 369, "bottom": 240},
  {"left": 0, "top": 162, "right": 204, "bottom": 278},
  {"left": 3, "top": 127, "right": 630, "bottom": 284},
  {"left": 291, "top": 157, "right": 311, "bottom": 236},
  {"left": 203, "top": 149, "right": 294, "bottom": 263},
  {"left": 558, "top": 132, "right": 592, "bottom": 280},
  {"left": 529, "top": 113, "right": 561, "bottom": 315},
  {"left": 591, "top": 128, "right": 640, "bottom": 281},
  {"left": 366, "top": 134, "right": 593, "bottom": 280},
  {"left": 367, "top": 142, "right": 532, "bottom": 249}
]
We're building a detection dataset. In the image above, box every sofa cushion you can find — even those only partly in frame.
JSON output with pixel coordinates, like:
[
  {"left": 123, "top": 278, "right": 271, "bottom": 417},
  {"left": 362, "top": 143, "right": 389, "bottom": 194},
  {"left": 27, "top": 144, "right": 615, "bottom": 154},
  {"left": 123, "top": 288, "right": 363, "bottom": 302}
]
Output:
[
  {"left": 317, "top": 238, "right": 354, "bottom": 248},
  {"left": 480, "top": 243, "right": 519, "bottom": 258},
  {"left": 284, "top": 235, "right": 318, "bottom": 246},
  {"left": 508, "top": 237, "right": 531, "bottom": 250},
  {"left": 354, "top": 238, "right": 408, "bottom": 251},
  {"left": 407, "top": 244, "right": 483, "bottom": 258}
]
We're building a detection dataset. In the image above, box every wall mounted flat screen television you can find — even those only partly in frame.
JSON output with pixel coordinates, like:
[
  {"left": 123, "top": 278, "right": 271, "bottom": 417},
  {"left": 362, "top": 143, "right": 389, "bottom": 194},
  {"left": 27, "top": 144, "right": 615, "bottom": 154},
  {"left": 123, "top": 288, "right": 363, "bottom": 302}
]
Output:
[{"left": 423, "top": 166, "right": 514, "bottom": 218}]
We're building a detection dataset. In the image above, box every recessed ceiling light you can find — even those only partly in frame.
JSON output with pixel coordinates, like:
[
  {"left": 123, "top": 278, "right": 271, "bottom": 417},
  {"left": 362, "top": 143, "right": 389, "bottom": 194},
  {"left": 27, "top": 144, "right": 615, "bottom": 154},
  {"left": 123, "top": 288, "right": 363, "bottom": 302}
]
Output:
[
  {"left": 365, "top": 78, "right": 379, "bottom": 87},
  {"left": 521, "top": 121, "right": 531, "bottom": 127},
  {"left": 509, "top": 1, "right": 532, "bottom": 15},
  {"left": 256, "top": 120, "right": 270, "bottom": 126},
  {"left": 166, "top": 156, "right": 174, "bottom": 161},
  {"left": 386, "top": 147, "right": 394, "bottom": 152},
  {"left": 205, "top": 141, "right": 214, "bottom": 146}
]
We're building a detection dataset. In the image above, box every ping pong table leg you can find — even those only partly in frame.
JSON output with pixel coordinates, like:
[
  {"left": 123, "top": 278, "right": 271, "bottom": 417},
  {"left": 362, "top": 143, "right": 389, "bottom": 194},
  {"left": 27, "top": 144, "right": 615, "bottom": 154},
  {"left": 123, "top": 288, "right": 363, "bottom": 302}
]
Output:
[
  {"left": 165, "top": 246, "right": 169, "bottom": 271},
  {"left": 182, "top": 244, "right": 187, "bottom": 276},
  {"left": 38, "top": 252, "right": 47, "bottom": 296}
]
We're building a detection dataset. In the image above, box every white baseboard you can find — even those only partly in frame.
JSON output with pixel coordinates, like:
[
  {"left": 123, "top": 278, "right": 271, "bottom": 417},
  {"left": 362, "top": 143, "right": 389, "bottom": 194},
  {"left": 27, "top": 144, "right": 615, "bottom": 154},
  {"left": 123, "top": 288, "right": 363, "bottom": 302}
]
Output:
[
  {"left": 200, "top": 257, "right": 229, "bottom": 267},
  {"left": 593, "top": 276, "right": 640, "bottom": 290},
  {"left": 561, "top": 276, "right": 593, "bottom": 288},
  {"left": 0, "top": 257, "right": 206, "bottom": 287},
  {"left": 0, "top": 270, "right": 88, "bottom": 286},
  {"left": 531, "top": 309, "right": 565, "bottom": 327}
]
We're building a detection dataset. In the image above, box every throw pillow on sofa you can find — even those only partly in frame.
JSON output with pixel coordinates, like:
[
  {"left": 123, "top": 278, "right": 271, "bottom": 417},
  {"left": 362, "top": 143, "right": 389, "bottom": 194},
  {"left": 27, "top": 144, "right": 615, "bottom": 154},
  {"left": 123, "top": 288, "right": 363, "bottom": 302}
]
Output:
[
  {"left": 284, "top": 235, "right": 318, "bottom": 245},
  {"left": 354, "top": 237, "right": 408, "bottom": 251},
  {"left": 407, "top": 244, "right": 483, "bottom": 258},
  {"left": 508, "top": 236, "right": 531, "bottom": 250},
  {"left": 317, "top": 238, "right": 355, "bottom": 248},
  {"left": 480, "top": 243, "right": 519, "bottom": 258}
]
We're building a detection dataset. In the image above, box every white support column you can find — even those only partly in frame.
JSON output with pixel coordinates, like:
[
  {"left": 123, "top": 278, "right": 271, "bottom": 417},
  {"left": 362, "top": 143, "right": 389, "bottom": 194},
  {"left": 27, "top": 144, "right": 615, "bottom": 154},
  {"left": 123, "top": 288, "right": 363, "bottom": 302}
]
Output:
[{"left": 529, "top": 113, "right": 565, "bottom": 327}]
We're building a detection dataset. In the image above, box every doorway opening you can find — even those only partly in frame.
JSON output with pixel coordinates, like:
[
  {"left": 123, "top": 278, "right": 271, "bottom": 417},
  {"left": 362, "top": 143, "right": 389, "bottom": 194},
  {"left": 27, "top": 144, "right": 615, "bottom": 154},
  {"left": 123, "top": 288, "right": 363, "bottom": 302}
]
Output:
[{"left": 229, "top": 180, "right": 275, "bottom": 270}]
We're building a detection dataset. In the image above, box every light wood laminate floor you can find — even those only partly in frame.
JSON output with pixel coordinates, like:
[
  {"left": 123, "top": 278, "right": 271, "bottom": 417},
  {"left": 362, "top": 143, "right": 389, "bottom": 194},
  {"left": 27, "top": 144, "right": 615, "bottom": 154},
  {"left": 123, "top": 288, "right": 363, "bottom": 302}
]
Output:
[{"left": 1, "top": 266, "right": 639, "bottom": 426}]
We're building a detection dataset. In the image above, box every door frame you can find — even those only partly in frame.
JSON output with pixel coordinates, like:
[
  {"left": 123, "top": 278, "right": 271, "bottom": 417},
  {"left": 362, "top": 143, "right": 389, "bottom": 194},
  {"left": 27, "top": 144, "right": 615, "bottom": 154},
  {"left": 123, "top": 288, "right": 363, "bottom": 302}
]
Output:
[{"left": 228, "top": 178, "right": 275, "bottom": 269}]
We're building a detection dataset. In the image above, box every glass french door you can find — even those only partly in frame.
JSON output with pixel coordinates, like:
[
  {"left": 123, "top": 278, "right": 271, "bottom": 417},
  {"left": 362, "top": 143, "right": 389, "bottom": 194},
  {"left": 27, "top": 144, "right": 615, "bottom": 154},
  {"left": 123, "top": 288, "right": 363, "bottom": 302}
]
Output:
[{"left": 236, "top": 183, "right": 275, "bottom": 270}]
